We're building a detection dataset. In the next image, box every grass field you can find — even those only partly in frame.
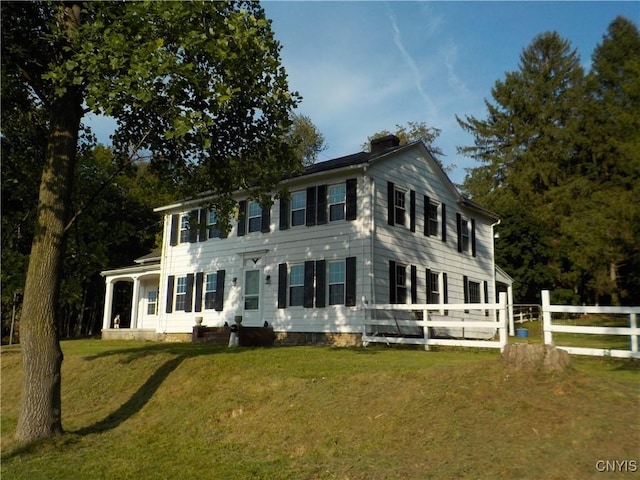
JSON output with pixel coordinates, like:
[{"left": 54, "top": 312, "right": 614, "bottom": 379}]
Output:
[{"left": 1, "top": 340, "right": 638, "bottom": 479}]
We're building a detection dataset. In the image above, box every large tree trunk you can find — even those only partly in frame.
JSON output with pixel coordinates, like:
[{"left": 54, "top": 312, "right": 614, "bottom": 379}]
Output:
[{"left": 15, "top": 87, "right": 83, "bottom": 442}]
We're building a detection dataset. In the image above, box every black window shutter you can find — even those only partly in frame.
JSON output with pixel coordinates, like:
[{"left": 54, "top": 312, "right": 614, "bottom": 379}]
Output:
[
  {"left": 426, "top": 268, "right": 433, "bottom": 303},
  {"left": 456, "top": 213, "right": 463, "bottom": 252},
  {"left": 387, "top": 182, "right": 395, "bottom": 226},
  {"left": 345, "top": 257, "right": 356, "bottom": 306},
  {"left": 279, "top": 198, "right": 290, "bottom": 230},
  {"left": 315, "top": 260, "right": 326, "bottom": 308},
  {"left": 441, "top": 203, "right": 447, "bottom": 242},
  {"left": 423, "top": 196, "right": 430, "bottom": 236},
  {"left": 345, "top": 178, "right": 357, "bottom": 221},
  {"left": 184, "top": 273, "right": 195, "bottom": 312},
  {"left": 389, "top": 260, "right": 397, "bottom": 304},
  {"left": 484, "top": 280, "right": 489, "bottom": 316},
  {"left": 261, "top": 204, "right": 271, "bottom": 233},
  {"left": 198, "top": 209, "right": 207, "bottom": 242},
  {"left": 166, "top": 275, "right": 175, "bottom": 313},
  {"left": 410, "top": 265, "right": 417, "bottom": 303},
  {"left": 443, "top": 272, "right": 448, "bottom": 314},
  {"left": 463, "top": 275, "right": 469, "bottom": 313},
  {"left": 188, "top": 210, "right": 199, "bottom": 243},
  {"left": 170, "top": 214, "right": 179, "bottom": 246},
  {"left": 471, "top": 219, "right": 476, "bottom": 257},
  {"left": 277, "top": 263, "right": 287, "bottom": 309},
  {"left": 194, "top": 272, "right": 204, "bottom": 313},
  {"left": 306, "top": 187, "right": 317, "bottom": 226},
  {"left": 237, "top": 201, "right": 247, "bottom": 237},
  {"left": 410, "top": 190, "right": 416, "bottom": 233},
  {"left": 304, "top": 261, "right": 315, "bottom": 308},
  {"left": 316, "top": 185, "right": 327, "bottom": 225},
  {"left": 214, "top": 270, "right": 225, "bottom": 311}
]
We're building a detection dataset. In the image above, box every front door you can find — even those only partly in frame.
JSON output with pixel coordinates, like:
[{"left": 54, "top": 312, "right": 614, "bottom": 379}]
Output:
[{"left": 243, "top": 269, "right": 262, "bottom": 324}]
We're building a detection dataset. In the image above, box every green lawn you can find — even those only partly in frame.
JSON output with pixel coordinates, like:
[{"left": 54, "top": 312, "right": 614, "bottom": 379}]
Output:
[{"left": 2, "top": 340, "right": 638, "bottom": 479}]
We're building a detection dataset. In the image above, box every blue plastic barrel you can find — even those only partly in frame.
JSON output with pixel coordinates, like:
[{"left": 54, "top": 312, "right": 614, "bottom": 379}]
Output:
[{"left": 516, "top": 328, "right": 529, "bottom": 338}]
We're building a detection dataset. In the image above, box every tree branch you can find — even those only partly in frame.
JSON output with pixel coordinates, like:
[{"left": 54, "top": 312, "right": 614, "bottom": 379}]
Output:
[{"left": 64, "top": 128, "right": 153, "bottom": 233}]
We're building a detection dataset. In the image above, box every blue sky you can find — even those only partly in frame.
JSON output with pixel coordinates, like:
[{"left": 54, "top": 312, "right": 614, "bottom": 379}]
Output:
[
  {"left": 88, "top": 1, "right": 639, "bottom": 185},
  {"left": 261, "top": 0, "right": 639, "bottom": 184}
]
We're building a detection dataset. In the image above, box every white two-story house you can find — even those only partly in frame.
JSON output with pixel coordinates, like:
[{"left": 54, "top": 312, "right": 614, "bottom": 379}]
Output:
[{"left": 101, "top": 135, "right": 513, "bottom": 344}]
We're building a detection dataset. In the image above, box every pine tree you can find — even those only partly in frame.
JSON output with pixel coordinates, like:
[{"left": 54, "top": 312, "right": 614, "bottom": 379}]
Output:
[{"left": 457, "top": 32, "right": 585, "bottom": 303}]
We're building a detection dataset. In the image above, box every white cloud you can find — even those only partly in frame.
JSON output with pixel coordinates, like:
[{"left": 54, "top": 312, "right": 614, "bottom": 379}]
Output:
[{"left": 387, "top": 11, "right": 438, "bottom": 119}]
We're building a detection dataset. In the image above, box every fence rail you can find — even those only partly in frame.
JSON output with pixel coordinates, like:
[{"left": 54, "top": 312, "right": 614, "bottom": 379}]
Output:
[
  {"left": 363, "top": 292, "right": 509, "bottom": 351},
  {"left": 541, "top": 290, "right": 640, "bottom": 359}
]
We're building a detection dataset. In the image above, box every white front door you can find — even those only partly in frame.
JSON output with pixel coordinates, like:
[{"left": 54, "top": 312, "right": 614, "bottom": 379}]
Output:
[{"left": 243, "top": 269, "right": 262, "bottom": 325}]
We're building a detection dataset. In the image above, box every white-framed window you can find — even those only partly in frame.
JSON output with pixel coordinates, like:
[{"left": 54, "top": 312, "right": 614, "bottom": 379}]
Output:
[
  {"left": 328, "top": 184, "right": 346, "bottom": 221},
  {"left": 428, "top": 201, "right": 439, "bottom": 236},
  {"left": 428, "top": 271, "right": 440, "bottom": 304},
  {"left": 289, "top": 264, "right": 304, "bottom": 306},
  {"left": 179, "top": 215, "right": 189, "bottom": 243},
  {"left": 248, "top": 201, "right": 262, "bottom": 232},
  {"left": 204, "top": 273, "right": 217, "bottom": 309},
  {"left": 147, "top": 290, "right": 157, "bottom": 315},
  {"left": 461, "top": 218, "right": 471, "bottom": 252},
  {"left": 290, "top": 191, "right": 306, "bottom": 227},
  {"left": 468, "top": 280, "right": 481, "bottom": 304},
  {"left": 394, "top": 188, "right": 407, "bottom": 226},
  {"left": 395, "top": 263, "right": 407, "bottom": 304},
  {"left": 175, "top": 276, "right": 187, "bottom": 311},
  {"left": 328, "top": 260, "right": 345, "bottom": 305},
  {"left": 208, "top": 210, "right": 221, "bottom": 239}
]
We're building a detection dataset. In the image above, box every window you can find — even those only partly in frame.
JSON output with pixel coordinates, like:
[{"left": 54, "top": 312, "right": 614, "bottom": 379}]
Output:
[
  {"left": 175, "top": 276, "right": 187, "bottom": 311},
  {"left": 289, "top": 265, "right": 304, "bottom": 306},
  {"left": 147, "top": 290, "right": 157, "bottom": 315},
  {"left": 428, "top": 271, "right": 440, "bottom": 304},
  {"left": 461, "top": 218, "right": 470, "bottom": 252},
  {"left": 248, "top": 202, "right": 262, "bottom": 232},
  {"left": 328, "top": 184, "right": 346, "bottom": 221},
  {"left": 457, "top": 213, "right": 475, "bottom": 255},
  {"left": 395, "top": 264, "right": 407, "bottom": 304},
  {"left": 207, "top": 210, "right": 221, "bottom": 239},
  {"left": 468, "top": 280, "right": 481, "bottom": 304},
  {"left": 428, "top": 201, "right": 439, "bottom": 236},
  {"left": 394, "top": 188, "right": 406, "bottom": 226},
  {"left": 328, "top": 261, "right": 345, "bottom": 305},
  {"left": 291, "top": 191, "right": 306, "bottom": 227},
  {"left": 204, "top": 273, "right": 217, "bottom": 309},
  {"left": 179, "top": 215, "right": 189, "bottom": 243}
]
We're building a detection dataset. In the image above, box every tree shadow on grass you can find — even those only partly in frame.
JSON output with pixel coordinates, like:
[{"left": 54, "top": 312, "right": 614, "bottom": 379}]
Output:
[{"left": 73, "top": 355, "right": 185, "bottom": 436}]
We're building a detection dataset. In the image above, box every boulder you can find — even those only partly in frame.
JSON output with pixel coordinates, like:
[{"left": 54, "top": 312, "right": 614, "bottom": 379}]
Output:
[{"left": 502, "top": 343, "right": 571, "bottom": 372}]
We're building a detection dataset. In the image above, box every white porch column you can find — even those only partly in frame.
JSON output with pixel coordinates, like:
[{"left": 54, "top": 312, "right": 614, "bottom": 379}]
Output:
[
  {"left": 130, "top": 276, "right": 141, "bottom": 329},
  {"left": 103, "top": 279, "right": 114, "bottom": 330}
]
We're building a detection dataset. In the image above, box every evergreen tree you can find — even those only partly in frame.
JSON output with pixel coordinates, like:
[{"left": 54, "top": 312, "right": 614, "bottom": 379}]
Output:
[
  {"left": 564, "top": 16, "right": 640, "bottom": 304},
  {"left": 457, "top": 32, "right": 585, "bottom": 303}
]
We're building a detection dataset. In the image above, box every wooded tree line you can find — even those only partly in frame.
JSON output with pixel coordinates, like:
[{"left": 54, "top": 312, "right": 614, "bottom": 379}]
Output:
[
  {"left": 0, "top": 0, "right": 637, "bottom": 444},
  {"left": 2, "top": 15, "right": 638, "bottom": 348},
  {"left": 458, "top": 16, "right": 640, "bottom": 306}
]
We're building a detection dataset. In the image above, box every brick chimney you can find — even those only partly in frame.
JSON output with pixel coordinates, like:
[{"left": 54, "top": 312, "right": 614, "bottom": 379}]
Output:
[{"left": 370, "top": 134, "right": 401, "bottom": 153}]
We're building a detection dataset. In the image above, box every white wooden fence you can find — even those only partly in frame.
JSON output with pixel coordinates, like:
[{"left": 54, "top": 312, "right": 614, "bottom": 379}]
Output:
[
  {"left": 363, "top": 292, "right": 509, "bottom": 352},
  {"left": 541, "top": 290, "right": 640, "bottom": 359}
]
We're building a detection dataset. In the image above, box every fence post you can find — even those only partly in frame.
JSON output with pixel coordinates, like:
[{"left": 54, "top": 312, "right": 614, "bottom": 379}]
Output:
[
  {"left": 423, "top": 309, "right": 430, "bottom": 351},
  {"left": 499, "top": 292, "right": 507, "bottom": 352},
  {"left": 631, "top": 313, "right": 638, "bottom": 355},
  {"left": 541, "top": 290, "right": 553, "bottom": 346}
]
